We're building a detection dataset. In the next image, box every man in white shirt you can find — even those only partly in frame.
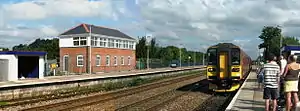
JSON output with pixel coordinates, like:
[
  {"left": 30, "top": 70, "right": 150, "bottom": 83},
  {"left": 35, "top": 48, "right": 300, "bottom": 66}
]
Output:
[{"left": 279, "top": 55, "right": 287, "bottom": 75}]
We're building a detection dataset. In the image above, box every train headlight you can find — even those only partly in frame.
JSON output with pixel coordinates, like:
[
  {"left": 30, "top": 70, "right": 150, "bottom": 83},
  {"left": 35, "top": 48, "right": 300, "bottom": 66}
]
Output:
[
  {"left": 232, "top": 68, "right": 240, "bottom": 72},
  {"left": 208, "top": 68, "right": 216, "bottom": 72}
]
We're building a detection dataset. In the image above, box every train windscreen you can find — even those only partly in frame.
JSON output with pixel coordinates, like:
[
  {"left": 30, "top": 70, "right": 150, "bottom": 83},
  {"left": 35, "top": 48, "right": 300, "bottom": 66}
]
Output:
[
  {"left": 231, "top": 48, "right": 240, "bottom": 65},
  {"left": 207, "top": 48, "right": 217, "bottom": 65}
]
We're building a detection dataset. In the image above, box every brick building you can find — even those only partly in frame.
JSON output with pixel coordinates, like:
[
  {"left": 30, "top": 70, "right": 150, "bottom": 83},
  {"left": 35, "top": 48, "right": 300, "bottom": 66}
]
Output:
[{"left": 59, "top": 24, "right": 136, "bottom": 73}]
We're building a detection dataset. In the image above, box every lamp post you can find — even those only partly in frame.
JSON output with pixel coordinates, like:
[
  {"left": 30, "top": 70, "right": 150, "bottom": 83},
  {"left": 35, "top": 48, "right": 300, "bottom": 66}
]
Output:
[
  {"left": 194, "top": 50, "right": 196, "bottom": 67},
  {"left": 89, "top": 25, "right": 92, "bottom": 74},
  {"left": 277, "top": 25, "right": 283, "bottom": 56},
  {"left": 188, "top": 56, "right": 191, "bottom": 66},
  {"left": 179, "top": 44, "right": 183, "bottom": 68},
  {"left": 146, "top": 34, "right": 152, "bottom": 70}
]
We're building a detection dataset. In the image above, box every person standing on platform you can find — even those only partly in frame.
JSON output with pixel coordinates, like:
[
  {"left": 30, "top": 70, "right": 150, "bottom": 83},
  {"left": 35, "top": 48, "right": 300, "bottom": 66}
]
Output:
[
  {"left": 279, "top": 55, "right": 287, "bottom": 76},
  {"left": 282, "top": 55, "right": 300, "bottom": 111},
  {"left": 261, "top": 53, "right": 281, "bottom": 111}
]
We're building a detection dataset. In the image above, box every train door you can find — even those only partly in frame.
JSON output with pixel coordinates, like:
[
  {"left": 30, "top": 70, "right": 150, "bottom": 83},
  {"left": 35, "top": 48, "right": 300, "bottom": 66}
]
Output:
[{"left": 219, "top": 52, "right": 229, "bottom": 79}]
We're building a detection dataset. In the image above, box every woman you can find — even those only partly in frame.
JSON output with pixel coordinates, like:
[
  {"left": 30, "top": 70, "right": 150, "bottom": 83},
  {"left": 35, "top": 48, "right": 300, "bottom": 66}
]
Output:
[{"left": 283, "top": 55, "right": 300, "bottom": 111}]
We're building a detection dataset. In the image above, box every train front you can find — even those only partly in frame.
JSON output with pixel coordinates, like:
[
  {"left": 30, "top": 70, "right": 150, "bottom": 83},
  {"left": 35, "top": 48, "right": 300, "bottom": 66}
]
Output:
[{"left": 206, "top": 46, "right": 244, "bottom": 93}]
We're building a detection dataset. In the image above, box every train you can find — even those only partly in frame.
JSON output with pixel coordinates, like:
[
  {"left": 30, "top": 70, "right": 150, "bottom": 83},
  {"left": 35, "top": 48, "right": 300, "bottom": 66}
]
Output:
[{"left": 206, "top": 43, "right": 252, "bottom": 92}]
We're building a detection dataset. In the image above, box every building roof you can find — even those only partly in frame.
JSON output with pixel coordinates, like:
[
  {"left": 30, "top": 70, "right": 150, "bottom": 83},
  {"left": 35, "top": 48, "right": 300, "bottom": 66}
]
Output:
[
  {"left": 282, "top": 45, "right": 300, "bottom": 51},
  {"left": 60, "top": 24, "right": 135, "bottom": 40},
  {"left": 0, "top": 51, "right": 47, "bottom": 56}
]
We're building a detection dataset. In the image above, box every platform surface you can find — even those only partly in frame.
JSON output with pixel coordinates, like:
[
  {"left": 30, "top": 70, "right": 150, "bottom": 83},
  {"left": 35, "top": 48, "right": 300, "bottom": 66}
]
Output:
[
  {"left": 0, "top": 66, "right": 204, "bottom": 89},
  {"left": 226, "top": 71, "right": 265, "bottom": 111}
]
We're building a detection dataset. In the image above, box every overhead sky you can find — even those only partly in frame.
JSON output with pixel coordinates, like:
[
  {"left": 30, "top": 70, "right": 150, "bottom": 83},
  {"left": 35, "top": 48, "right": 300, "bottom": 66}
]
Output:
[{"left": 1, "top": 0, "right": 300, "bottom": 59}]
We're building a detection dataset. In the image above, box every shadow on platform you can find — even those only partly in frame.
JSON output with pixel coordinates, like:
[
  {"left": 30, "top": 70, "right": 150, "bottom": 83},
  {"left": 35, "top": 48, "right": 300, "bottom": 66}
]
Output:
[
  {"left": 245, "top": 78, "right": 258, "bottom": 83},
  {"left": 234, "top": 106, "right": 265, "bottom": 111},
  {"left": 237, "top": 99, "right": 265, "bottom": 106}
]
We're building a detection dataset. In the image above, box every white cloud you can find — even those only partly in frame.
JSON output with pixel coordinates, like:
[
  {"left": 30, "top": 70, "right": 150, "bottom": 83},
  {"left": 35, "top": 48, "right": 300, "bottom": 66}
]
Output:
[
  {"left": 133, "top": 0, "right": 300, "bottom": 58},
  {"left": 2, "top": 0, "right": 126, "bottom": 20},
  {"left": 40, "top": 26, "right": 59, "bottom": 36},
  {"left": 3, "top": 2, "right": 47, "bottom": 20}
]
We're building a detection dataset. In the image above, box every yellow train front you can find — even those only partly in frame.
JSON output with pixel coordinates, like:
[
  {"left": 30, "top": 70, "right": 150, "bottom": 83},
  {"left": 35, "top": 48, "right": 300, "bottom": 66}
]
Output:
[{"left": 206, "top": 43, "right": 252, "bottom": 92}]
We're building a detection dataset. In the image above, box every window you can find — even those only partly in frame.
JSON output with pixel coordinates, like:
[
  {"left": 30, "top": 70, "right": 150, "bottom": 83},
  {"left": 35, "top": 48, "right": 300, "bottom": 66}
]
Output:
[
  {"left": 128, "top": 56, "right": 131, "bottom": 65},
  {"left": 79, "top": 37, "right": 87, "bottom": 46},
  {"left": 100, "top": 38, "right": 107, "bottom": 47},
  {"left": 108, "top": 39, "right": 114, "bottom": 48},
  {"left": 106, "top": 55, "right": 110, "bottom": 66},
  {"left": 93, "top": 37, "right": 99, "bottom": 46},
  {"left": 116, "top": 40, "right": 119, "bottom": 48},
  {"left": 73, "top": 37, "right": 87, "bottom": 46},
  {"left": 77, "top": 55, "right": 84, "bottom": 67},
  {"left": 129, "top": 41, "right": 134, "bottom": 49},
  {"left": 73, "top": 37, "right": 79, "bottom": 46},
  {"left": 114, "top": 56, "right": 117, "bottom": 65},
  {"left": 231, "top": 48, "right": 240, "bottom": 65},
  {"left": 125, "top": 41, "right": 129, "bottom": 49},
  {"left": 121, "top": 56, "right": 124, "bottom": 65},
  {"left": 120, "top": 40, "right": 124, "bottom": 48},
  {"left": 96, "top": 55, "right": 101, "bottom": 66},
  {"left": 207, "top": 49, "right": 217, "bottom": 65},
  {"left": 122, "top": 40, "right": 126, "bottom": 48}
]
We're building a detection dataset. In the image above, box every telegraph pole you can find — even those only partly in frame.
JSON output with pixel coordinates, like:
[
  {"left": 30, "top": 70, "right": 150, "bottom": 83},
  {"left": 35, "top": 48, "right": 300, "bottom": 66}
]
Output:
[
  {"left": 146, "top": 35, "right": 151, "bottom": 70},
  {"left": 193, "top": 50, "right": 196, "bottom": 67},
  {"left": 179, "top": 44, "right": 182, "bottom": 68},
  {"left": 89, "top": 25, "right": 92, "bottom": 74}
]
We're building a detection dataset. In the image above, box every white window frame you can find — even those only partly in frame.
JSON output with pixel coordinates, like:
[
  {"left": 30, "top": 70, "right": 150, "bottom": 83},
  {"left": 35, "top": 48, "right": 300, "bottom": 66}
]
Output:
[
  {"left": 96, "top": 55, "right": 101, "bottom": 66},
  {"left": 106, "top": 55, "right": 110, "bottom": 66},
  {"left": 73, "top": 37, "right": 87, "bottom": 46},
  {"left": 125, "top": 41, "right": 129, "bottom": 49},
  {"left": 73, "top": 37, "right": 80, "bottom": 46},
  {"left": 121, "top": 56, "right": 124, "bottom": 65},
  {"left": 128, "top": 56, "right": 131, "bottom": 65},
  {"left": 100, "top": 38, "right": 106, "bottom": 47},
  {"left": 115, "top": 40, "right": 119, "bottom": 48},
  {"left": 114, "top": 56, "right": 117, "bottom": 65},
  {"left": 76, "top": 55, "right": 84, "bottom": 67}
]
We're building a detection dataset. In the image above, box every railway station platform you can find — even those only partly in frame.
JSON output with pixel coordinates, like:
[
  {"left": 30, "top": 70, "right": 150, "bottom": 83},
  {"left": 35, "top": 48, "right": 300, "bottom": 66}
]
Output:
[
  {"left": 0, "top": 66, "right": 204, "bottom": 89},
  {"left": 226, "top": 71, "right": 265, "bottom": 111}
]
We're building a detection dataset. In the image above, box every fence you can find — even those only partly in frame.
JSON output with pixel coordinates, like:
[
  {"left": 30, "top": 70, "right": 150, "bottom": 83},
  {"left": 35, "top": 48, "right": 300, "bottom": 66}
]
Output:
[
  {"left": 45, "top": 58, "right": 203, "bottom": 77},
  {"left": 136, "top": 58, "right": 203, "bottom": 69}
]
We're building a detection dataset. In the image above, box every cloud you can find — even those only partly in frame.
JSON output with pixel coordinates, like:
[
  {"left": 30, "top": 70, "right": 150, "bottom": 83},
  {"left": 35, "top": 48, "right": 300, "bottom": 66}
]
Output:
[
  {"left": 0, "top": 24, "right": 59, "bottom": 48},
  {"left": 0, "top": 0, "right": 128, "bottom": 48},
  {"left": 2, "top": 0, "right": 125, "bottom": 20},
  {"left": 132, "top": 0, "right": 300, "bottom": 59},
  {"left": 3, "top": 0, "right": 300, "bottom": 59}
]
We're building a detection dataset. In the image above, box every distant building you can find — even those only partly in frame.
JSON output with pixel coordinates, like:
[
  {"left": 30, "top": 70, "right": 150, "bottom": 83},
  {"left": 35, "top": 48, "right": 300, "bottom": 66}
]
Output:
[{"left": 59, "top": 24, "right": 136, "bottom": 73}]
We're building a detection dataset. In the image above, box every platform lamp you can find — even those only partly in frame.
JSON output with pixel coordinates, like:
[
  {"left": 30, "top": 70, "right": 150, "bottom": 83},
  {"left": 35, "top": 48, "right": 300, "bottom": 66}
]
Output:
[
  {"left": 179, "top": 44, "right": 183, "bottom": 68},
  {"left": 146, "top": 34, "right": 152, "bottom": 70}
]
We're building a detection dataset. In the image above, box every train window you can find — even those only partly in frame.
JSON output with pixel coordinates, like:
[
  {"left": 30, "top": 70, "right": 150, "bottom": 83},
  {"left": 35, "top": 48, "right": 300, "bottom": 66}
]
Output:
[
  {"left": 207, "top": 49, "right": 217, "bottom": 65},
  {"left": 231, "top": 49, "right": 240, "bottom": 65}
]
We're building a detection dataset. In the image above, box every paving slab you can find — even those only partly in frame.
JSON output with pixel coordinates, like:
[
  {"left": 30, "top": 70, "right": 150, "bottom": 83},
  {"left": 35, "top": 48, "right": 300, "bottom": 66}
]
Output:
[{"left": 226, "top": 72, "right": 265, "bottom": 111}]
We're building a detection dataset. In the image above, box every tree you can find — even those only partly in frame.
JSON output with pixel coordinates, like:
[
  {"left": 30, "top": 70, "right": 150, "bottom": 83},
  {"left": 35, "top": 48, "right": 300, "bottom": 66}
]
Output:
[
  {"left": 258, "top": 26, "right": 300, "bottom": 59},
  {"left": 135, "top": 36, "right": 147, "bottom": 59},
  {"left": 0, "top": 47, "right": 9, "bottom": 51},
  {"left": 283, "top": 36, "right": 300, "bottom": 46},
  {"left": 258, "top": 26, "right": 282, "bottom": 58},
  {"left": 12, "top": 38, "right": 59, "bottom": 60}
]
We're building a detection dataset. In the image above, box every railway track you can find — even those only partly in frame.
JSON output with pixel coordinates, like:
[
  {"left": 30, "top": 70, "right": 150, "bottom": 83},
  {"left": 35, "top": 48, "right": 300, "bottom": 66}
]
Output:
[
  {"left": 144, "top": 82, "right": 208, "bottom": 111},
  {"left": 21, "top": 71, "right": 203, "bottom": 111},
  {"left": 114, "top": 82, "right": 200, "bottom": 111},
  {"left": 0, "top": 68, "right": 204, "bottom": 109}
]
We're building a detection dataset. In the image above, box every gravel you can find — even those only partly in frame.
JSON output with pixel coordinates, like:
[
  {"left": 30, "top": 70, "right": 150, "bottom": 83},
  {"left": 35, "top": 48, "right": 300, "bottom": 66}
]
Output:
[{"left": 72, "top": 77, "right": 204, "bottom": 111}]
